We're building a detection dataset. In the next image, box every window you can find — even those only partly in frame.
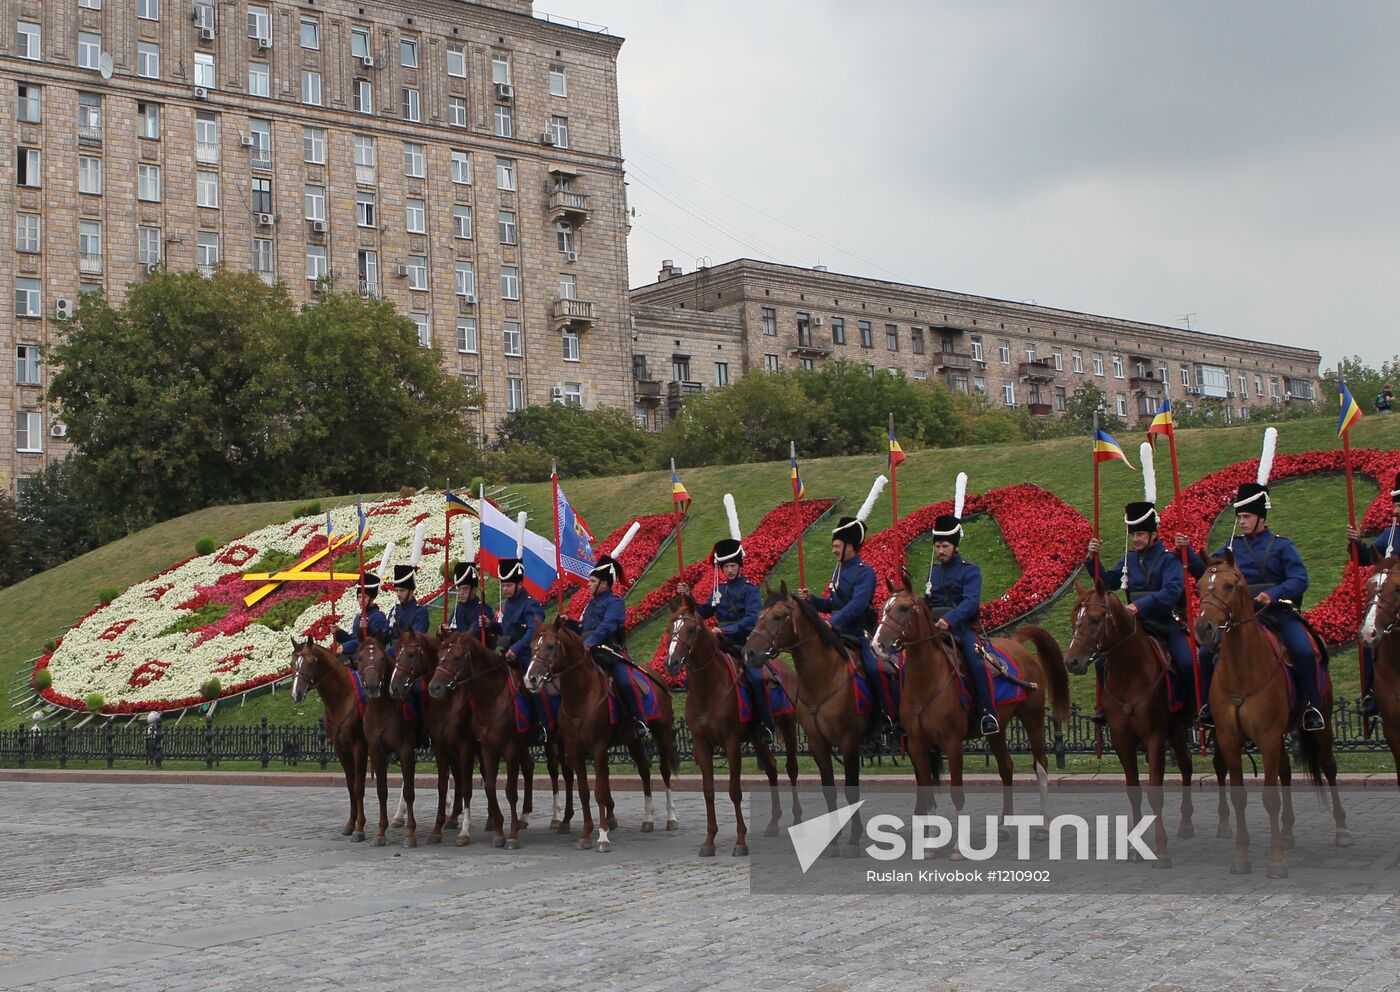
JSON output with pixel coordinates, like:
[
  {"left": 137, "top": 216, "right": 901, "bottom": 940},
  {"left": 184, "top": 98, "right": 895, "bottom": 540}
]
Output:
[
  {"left": 16, "top": 214, "right": 39, "bottom": 253},
  {"left": 500, "top": 266, "right": 520, "bottom": 300},
  {"left": 196, "top": 232, "right": 219, "bottom": 274},
  {"left": 16, "top": 412, "right": 42, "bottom": 453},
  {"left": 491, "top": 53, "right": 511, "bottom": 85},
  {"left": 859, "top": 321, "right": 873, "bottom": 348},
  {"left": 1112, "top": 355, "right": 1125, "bottom": 379},
  {"left": 16, "top": 148, "right": 40, "bottom": 188},
  {"left": 970, "top": 336, "right": 984, "bottom": 362},
  {"left": 714, "top": 361, "right": 729, "bottom": 387},
  {"left": 1270, "top": 377, "right": 1280, "bottom": 399},
  {"left": 563, "top": 382, "right": 582, "bottom": 407},
  {"left": 453, "top": 205, "right": 473, "bottom": 239},
  {"left": 400, "top": 35, "right": 418, "bottom": 68},
  {"left": 911, "top": 328, "right": 925, "bottom": 355},
  {"left": 1054, "top": 385, "right": 1067, "bottom": 412},
  {"left": 248, "top": 119, "right": 271, "bottom": 168},
  {"left": 411, "top": 314, "right": 430, "bottom": 347},
  {"left": 137, "top": 42, "right": 160, "bottom": 79},
  {"left": 250, "top": 177, "right": 271, "bottom": 214},
  {"left": 506, "top": 377, "right": 524, "bottom": 412},
  {"left": 251, "top": 239, "right": 274, "bottom": 282},
  {"left": 550, "top": 116, "right": 569, "bottom": 148},
  {"left": 248, "top": 62, "right": 270, "bottom": 97},
  {"left": 356, "top": 250, "right": 377, "bottom": 295},
  {"left": 672, "top": 356, "right": 692, "bottom": 381},
  {"left": 973, "top": 375, "right": 987, "bottom": 393},
  {"left": 300, "top": 17, "right": 319, "bottom": 50},
  {"left": 831, "top": 317, "right": 845, "bottom": 345},
  {"left": 138, "top": 226, "right": 162, "bottom": 265},
  {"left": 306, "top": 245, "right": 327, "bottom": 283},
  {"left": 456, "top": 318, "right": 478, "bottom": 353},
  {"left": 193, "top": 0, "right": 213, "bottom": 30},
  {"left": 558, "top": 273, "right": 577, "bottom": 300},
  {"left": 405, "top": 199, "right": 426, "bottom": 234},
  {"left": 1023, "top": 343, "right": 1037, "bottom": 363},
  {"left": 496, "top": 157, "right": 516, "bottom": 191},
  {"left": 403, "top": 143, "right": 425, "bottom": 178},
  {"left": 354, "top": 136, "right": 375, "bottom": 183},
  {"left": 356, "top": 191, "right": 376, "bottom": 228},
  {"left": 1002, "top": 380, "right": 1015, "bottom": 406},
  {"left": 79, "top": 221, "right": 102, "bottom": 270},
  {"left": 498, "top": 210, "right": 517, "bottom": 244},
  {"left": 194, "top": 53, "right": 215, "bottom": 89},
  {"left": 447, "top": 45, "right": 466, "bottom": 77},
  {"left": 195, "top": 111, "right": 219, "bottom": 163},
  {"left": 549, "top": 63, "right": 567, "bottom": 97},
  {"left": 503, "top": 321, "right": 523, "bottom": 356},
  {"left": 885, "top": 324, "right": 899, "bottom": 351},
  {"left": 138, "top": 102, "right": 161, "bottom": 139},
  {"left": 764, "top": 354, "right": 780, "bottom": 372},
  {"left": 353, "top": 79, "right": 373, "bottom": 114},
  {"left": 1052, "top": 347, "right": 1063, "bottom": 371},
  {"left": 402, "top": 87, "right": 420, "bottom": 122},
  {"left": 562, "top": 329, "right": 580, "bottom": 363},
  {"left": 304, "top": 185, "right": 325, "bottom": 222},
  {"left": 1180, "top": 365, "right": 1190, "bottom": 387},
  {"left": 1255, "top": 375, "right": 1263, "bottom": 397},
  {"left": 15, "top": 278, "right": 41, "bottom": 317},
  {"left": 18, "top": 22, "right": 41, "bottom": 60},
  {"left": 78, "top": 156, "right": 102, "bottom": 195},
  {"left": 556, "top": 221, "right": 575, "bottom": 254},
  {"left": 451, "top": 150, "right": 471, "bottom": 184},
  {"left": 137, "top": 164, "right": 160, "bottom": 201},
  {"left": 493, "top": 104, "right": 512, "bottom": 138},
  {"left": 81, "top": 0, "right": 102, "bottom": 9},
  {"left": 761, "top": 307, "right": 777, "bottom": 335},
  {"left": 405, "top": 256, "right": 427, "bottom": 291},
  {"left": 796, "top": 312, "right": 812, "bottom": 347},
  {"left": 196, "top": 171, "right": 219, "bottom": 208},
  {"left": 1071, "top": 350, "right": 1083, "bottom": 374},
  {"left": 17, "top": 83, "right": 40, "bottom": 124},
  {"left": 301, "top": 71, "right": 322, "bottom": 106},
  {"left": 1115, "top": 393, "right": 1127, "bottom": 417},
  {"left": 1238, "top": 373, "right": 1248, "bottom": 396},
  {"left": 449, "top": 97, "right": 467, "bottom": 127},
  {"left": 1092, "top": 353, "right": 1104, "bottom": 376},
  {"left": 303, "top": 127, "right": 325, "bottom": 164},
  {"left": 79, "top": 33, "right": 102, "bottom": 71},
  {"left": 17, "top": 345, "right": 41, "bottom": 385},
  {"left": 454, "top": 261, "right": 476, "bottom": 298},
  {"left": 351, "top": 26, "right": 370, "bottom": 60},
  {"left": 998, "top": 339, "right": 1011, "bottom": 363},
  {"left": 247, "top": 6, "right": 269, "bottom": 40}
]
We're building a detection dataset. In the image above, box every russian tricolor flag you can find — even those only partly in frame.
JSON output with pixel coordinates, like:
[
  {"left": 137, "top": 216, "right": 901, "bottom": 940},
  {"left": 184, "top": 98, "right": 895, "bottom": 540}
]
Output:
[{"left": 476, "top": 499, "right": 559, "bottom": 600}]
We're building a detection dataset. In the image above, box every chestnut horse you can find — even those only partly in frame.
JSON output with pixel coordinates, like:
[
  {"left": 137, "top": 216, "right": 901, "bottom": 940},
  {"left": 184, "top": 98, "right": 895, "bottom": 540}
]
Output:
[
  {"left": 1194, "top": 552, "right": 1352, "bottom": 877},
  {"left": 357, "top": 635, "right": 425, "bottom": 847},
  {"left": 1063, "top": 579, "right": 1197, "bottom": 864},
  {"left": 871, "top": 574, "right": 1069, "bottom": 847},
  {"left": 428, "top": 631, "right": 575, "bottom": 849},
  {"left": 1360, "top": 556, "right": 1400, "bottom": 786},
  {"left": 524, "top": 619, "right": 681, "bottom": 853},
  {"left": 388, "top": 630, "right": 479, "bottom": 845},
  {"left": 290, "top": 638, "right": 367, "bottom": 841},
  {"left": 664, "top": 593, "right": 801, "bottom": 857}
]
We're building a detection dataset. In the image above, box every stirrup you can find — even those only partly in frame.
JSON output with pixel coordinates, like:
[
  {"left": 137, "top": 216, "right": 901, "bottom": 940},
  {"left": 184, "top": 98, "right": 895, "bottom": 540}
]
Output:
[
  {"left": 1359, "top": 691, "right": 1378, "bottom": 717},
  {"left": 634, "top": 719, "right": 652, "bottom": 740},
  {"left": 1196, "top": 704, "right": 1214, "bottom": 730},
  {"left": 980, "top": 712, "right": 1000, "bottom": 736},
  {"left": 1302, "top": 706, "right": 1325, "bottom": 732},
  {"left": 1091, "top": 707, "right": 1108, "bottom": 726}
]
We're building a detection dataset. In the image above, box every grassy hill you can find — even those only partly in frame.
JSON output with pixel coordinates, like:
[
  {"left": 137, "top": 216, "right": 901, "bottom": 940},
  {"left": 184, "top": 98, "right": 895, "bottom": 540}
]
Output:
[{"left": 4, "top": 412, "right": 1398, "bottom": 732}]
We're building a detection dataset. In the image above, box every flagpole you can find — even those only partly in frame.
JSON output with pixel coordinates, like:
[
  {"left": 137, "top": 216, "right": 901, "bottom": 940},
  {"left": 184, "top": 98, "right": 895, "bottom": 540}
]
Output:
[
  {"left": 1339, "top": 364, "right": 1367, "bottom": 701},
  {"left": 356, "top": 497, "right": 367, "bottom": 648},
  {"left": 481, "top": 482, "right": 498, "bottom": 633},
  {"left": 442, "top": 478, "right": 452, "bottom": 627},
  {"left": 551, "top": 460, "right": 565, "bottom": 614},
  {"left": 1091, "top": 409, "right": 1102, "bottom": 582},
  {"left": 670, "top": 457, "right": 686, "bottom": 577},
  {"left": 1162, "top": 382, "right": 1204, "bottom": 748},
  {"left": 888, "top": 413, "right": 901, "bottom": 571},
  {"left": 326, "top": 513, "right": 337, "bottom": 647},
  {"left": 791, "top": 441, "right": 806, "bottom": 589}
]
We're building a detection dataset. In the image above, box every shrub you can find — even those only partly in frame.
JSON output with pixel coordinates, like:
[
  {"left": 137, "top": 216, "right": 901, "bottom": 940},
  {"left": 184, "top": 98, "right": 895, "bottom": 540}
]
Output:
[
  {"left": 33, "top": 669, "right": 52, "bottom": 691},
  {"left": 97, "top": 586, "right": 121, "bottom": 605},
  {"left": 200, "top": 678, "right": 222, "bottom": 700},
  {"left": 305, "top": 500, "right": 322, "bottom": 515},
  {"left": 194, "top": 536, "right": 216, "bottom": 556},
  {"left": 84, "top": 692, "right": 104, "bottom": 713}
]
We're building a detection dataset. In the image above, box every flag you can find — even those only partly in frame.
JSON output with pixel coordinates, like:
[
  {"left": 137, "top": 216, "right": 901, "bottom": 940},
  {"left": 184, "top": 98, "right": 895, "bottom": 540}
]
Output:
[
  {"left": 1146, "top": 398, "right": 1175, "bottom": 447},
  {"left": 790, "top": 451, "right": 806, "bottom": 500},
  {"left": 477, "top": 500, "right": 559, "bottom": 600},
  {"left": 354, "top": 497, "right": 368, "bottom": 543},
  {"left": 444, "top": 489, "right": 476, "bottom": 520},
  {"left": 555, "top": 480, "right": 596, "bottom": 586},
  {"left": 888, "top": 427, "right": 906, "bottom": 471},
  {"left": 671, "top": 467, "right": 691, "bottom": 515},
  {"left": 1093, "top": 429, "right": 1136, "bottom": 469},
  {"left": 325, "top": 510, "right": 333, "bottom": 543},
  {"left": 1338, "top": 381, "right": 1364, "bottom": 436}
]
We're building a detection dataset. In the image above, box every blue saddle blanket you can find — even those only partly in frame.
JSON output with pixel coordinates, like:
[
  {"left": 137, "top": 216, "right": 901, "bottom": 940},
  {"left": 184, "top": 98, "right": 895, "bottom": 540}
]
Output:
[{"left": 953, "top": 641, "right": 1028, "bottom": 710}]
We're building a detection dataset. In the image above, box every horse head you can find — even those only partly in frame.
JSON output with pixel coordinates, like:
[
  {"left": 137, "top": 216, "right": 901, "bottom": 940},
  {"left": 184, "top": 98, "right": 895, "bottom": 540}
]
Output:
[
  {"left": 289, "top": 637, "right": 320, "bottom": 704},
  {"left": 524, "top": 616, "right": 570, "bottom": 692},
  {"left": 428, "top": 632, "right": 468, "bottom": 699},
  {"left": 1194, "top": 552, "right": 1251, "bottom": 648},
  {"left": 1361, "top": 557, "right": 1400, "bottom": 648},
  {"left": 664, "top": 591, "right": 708, "bottom": 679},
  {"left": 873, "top": 570, "right": 924, "bottom": 662},
  {"left": 357, "top": 636, "right": 391, "bottom": 699},
  {"left": 744, "top": 581, "right": 797, "bottom": 667},
  {"left": 389, "top": 631, "right": 434, "bottom": 700}
]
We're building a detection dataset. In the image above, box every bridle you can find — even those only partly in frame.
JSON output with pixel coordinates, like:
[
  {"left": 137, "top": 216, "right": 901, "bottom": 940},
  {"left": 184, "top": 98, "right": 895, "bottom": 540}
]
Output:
[
  {"left": 1195, "top": 564, "right": 1263, "bottom": 637},
  {"left": 665, "top": 610, "right": 714, "bottom": 676},
  {"left": 525, "top": 628, "right": 594, "bottom": 689},
  {"left": 1069, "top": 592, "right": 1141, "bottom": 662},
  {"left": 751, "top": 598, "right": 854, "bottom": 716},
  {"left": 874, "top": 593, "right": 941, "bottom": 655},
  {"left": 430, "top": 635, "right": 510, "bottom": 694},
  {"left": 1365, "top": 565, "right": 1400, "bottom": 640},
  {"left": 291, "top": 646, "right": 322, "bottom": 697},
  {"left": 390, "top": 635, "right": 431, "bottom": 695}
]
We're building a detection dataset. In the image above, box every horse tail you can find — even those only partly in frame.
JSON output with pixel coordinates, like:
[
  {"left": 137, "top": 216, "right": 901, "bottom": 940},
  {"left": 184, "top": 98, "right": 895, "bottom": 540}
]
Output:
[
  {"left": 1297, "top": 727, "right": 1325, "bottom": 787},
  {"left": 1013, "top": 625, "right": 1071, "bottom": 724}
]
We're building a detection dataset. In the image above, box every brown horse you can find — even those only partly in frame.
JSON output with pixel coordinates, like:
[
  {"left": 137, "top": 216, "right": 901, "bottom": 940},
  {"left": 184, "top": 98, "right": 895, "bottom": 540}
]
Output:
[
  {"left": 428, "top": 632, "right": 574, "bottom": 848},
  {"left": 524, "top": 619, "right": 681, "bottom": 853},
  {"left": 1063, "top": 579, "right": 1197, "bottom": 863},
  {"left": 1360, "top": 556, "right": 1400, "bottom": 786},
  {"left": 289, "top": 638, "right": 367, "bottom": 841},
  {"left": 663, "top": 593, "right": 801, "bottom": 857},
  {"left": 1194, "top": 552, "right": 1352, "bottom": 876},
  {"left": 871, "top": 574, "right": 1069, "bottom": 847},
  {"left": 357, "top": 634, "right": 425, "bottom": 847},
  {"left": 388, "top": 630, "right": 480, "bottom": 845}
]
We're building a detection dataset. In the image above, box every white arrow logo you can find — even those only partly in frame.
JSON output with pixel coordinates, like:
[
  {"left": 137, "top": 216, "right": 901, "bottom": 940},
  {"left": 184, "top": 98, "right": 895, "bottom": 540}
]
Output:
[{"left": 786, "top": 801, "right": 865, "bottom": 872}]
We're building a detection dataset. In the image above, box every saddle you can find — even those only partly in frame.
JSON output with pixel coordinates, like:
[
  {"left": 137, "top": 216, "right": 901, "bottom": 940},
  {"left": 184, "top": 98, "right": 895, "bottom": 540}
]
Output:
[
  {"left": 838, "top": 632, "right": 899, "bottom": 677},
  {"left": 1257, "top": 602, "right": 1331, "bottom": 668}
]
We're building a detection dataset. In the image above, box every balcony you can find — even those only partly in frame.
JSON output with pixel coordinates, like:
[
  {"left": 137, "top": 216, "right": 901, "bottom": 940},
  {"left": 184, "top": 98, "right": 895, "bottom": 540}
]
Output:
[
  {"left": 1129, "top": 372, "right": 1161, "bottom": 389},
  {"left": 1027, "top": 402, "right": 1053, "bottom": 417},
  {"left": 666, "top": 379, "right": 704, "bottom": 418},
  {"left": 1017, "top": 359, "right": 1056, "bottom": 383},
  {"left": 930, "top": 351, "right": 974, "bottom": 371},
  {"left": 791, "top": 335, "right": 832, "bottom": 358},
  {"left": 79, "top": 253, "right": 102, "bottom": 274},
  {"left": 552, "top": 297, "right": 596, "bottom": 330},
  {"left": 196, "top": 142, "right": 219, "bottom": 164},
  {"left": 635, "top": 378, "right": 662, "bottom": 404},
  {"left": 548, "top": 188, "right": 590, "bottom": 225},
  {"left": 251, "top": 154, "right": 272, "bottom": 172},
  {"left": 78, "top": 124, "right": 102, "bottom": 145}
]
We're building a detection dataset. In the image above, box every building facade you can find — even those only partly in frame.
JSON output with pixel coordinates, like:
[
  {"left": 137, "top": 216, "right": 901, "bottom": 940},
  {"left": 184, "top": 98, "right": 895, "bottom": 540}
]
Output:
[
  {"left": 2, "top": 0, "right": 630, "bottom": 498},
  {"left": 630, "top": 258, "right": 1321, "bottom": 430}
]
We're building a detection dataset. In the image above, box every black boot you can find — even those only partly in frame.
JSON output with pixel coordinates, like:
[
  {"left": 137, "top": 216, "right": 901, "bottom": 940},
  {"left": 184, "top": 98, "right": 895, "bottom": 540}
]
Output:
[
  {"left": 1359, "top": 691, "right": 1378, "bottom": 717},
  {"left": 1196, "top": 703, "right": 1214, "bottom": 730},
  {"left": 980, "top": 710, "right": 1001, "bottom": 736},
  {"left": 634, "top": 718, "right": 652, "bottom": 741},
  {"left": 1092, "top": 706, "right": 1108, "bottom": 725}
]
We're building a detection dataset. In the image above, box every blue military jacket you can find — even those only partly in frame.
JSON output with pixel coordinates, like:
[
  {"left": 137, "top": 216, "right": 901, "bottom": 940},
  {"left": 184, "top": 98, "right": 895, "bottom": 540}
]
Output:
[
  {"left": 501, "top": 591, "right": 544, "bottom": 661},
  {"left": 335, "top": 604, "right": 387, "bottom": 656},
  {"left": 581, "top": 589, "right": 627, "bottom": 653},
  {"left": 449, "top": 596, "right": 500, "bottom": 640},
  {"left": 1355, "top": 526, "right": 1400, "bottom": 567},
  {"left": 386, "top": 597, "right": 431, "bottom": 655},
  {"left": 923, "top": 554, "right": 982, "bottom": 632},
  {"left": 810, "top": 555, "right": 877, "bottom": 640},
  {"left": 1197, "top": 529, "right": 1309, "bottom": 604},
  {"left": 697, "top": 577, "right": 762, "bottom": 642},
  {"left": 1088, "top": 541, "right": 1186, "bottom": 625}
]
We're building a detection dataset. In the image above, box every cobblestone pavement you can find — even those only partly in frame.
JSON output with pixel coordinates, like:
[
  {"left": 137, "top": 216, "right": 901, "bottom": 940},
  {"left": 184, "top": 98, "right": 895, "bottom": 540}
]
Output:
[{"left": 1, "top": 781, "right": 1397, "bottom": 991}]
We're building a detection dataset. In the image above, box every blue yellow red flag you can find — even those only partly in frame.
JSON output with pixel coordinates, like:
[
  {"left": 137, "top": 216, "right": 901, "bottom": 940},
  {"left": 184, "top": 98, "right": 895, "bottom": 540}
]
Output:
[
  {"left": 1093, "top": 429, "right": 1136, "bottom": 469},
  {"left": 1337, "top": 381, "right": 1363, "bottom": 436}
]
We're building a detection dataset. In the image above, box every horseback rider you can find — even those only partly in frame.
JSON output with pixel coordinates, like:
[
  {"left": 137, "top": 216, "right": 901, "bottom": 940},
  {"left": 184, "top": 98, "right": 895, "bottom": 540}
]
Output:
[
  {"left": 386, "top": 562, "right": 431, "bottom": 655},
  {"left": 581, "top": 553, "right": 652, "bottom": 739},
  {"left": 440, "top": 561, "right": 499, "bottom": 649},
  {"left": 334, "top": 571, "right": 389, "bottom": 665},
  {"left": 676, "top": 493, "right": 770, "bottom": 740},
  {"left": 1346, "top": 469, "right": 1400, "bottom": 718},
  {"left": 924, "top": 483, "right": 999, "bottom": 737},
  {"left": 497, "top": 557, "right": 549, "bottom": 730},
  {"left": 797, "top": 475, "right": 894, "bottom": 731}
]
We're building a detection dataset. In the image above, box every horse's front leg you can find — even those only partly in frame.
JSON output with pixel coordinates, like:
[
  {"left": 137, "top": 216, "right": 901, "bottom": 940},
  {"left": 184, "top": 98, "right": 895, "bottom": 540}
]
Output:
[
  {"left": 841, "top": 738, "right": 862, "bottom": 857},
  {"left": 726, "top": 737, "right": 748, "bottom": 857},
  {"left": 430, "top": 743, "right": 448, "bottom": 843},
  {"left": 695, "top": 733, "right": 718, "bottom": 857},
  {"left": 371, "top": 742, "right": 390, "bottom": 847},
  {"left": 504, "top": 743, "right": 523, "bottom": 850},
  {"left": 593, "top": 741, "right": 614, "bottom": 853},
  {"left": 399, "top": 743, "right": 417, "bottom": 849},
  {"left": 1144, "top": 733, "right": 1171, "bottom": 867}
]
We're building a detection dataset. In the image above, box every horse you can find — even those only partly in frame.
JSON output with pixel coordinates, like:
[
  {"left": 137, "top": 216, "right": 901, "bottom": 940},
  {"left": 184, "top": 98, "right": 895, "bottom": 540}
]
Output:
[
  {"left": 524, "top": 619, "right": 681, "bottom": 853},
  {"left": 1360, "top": 556, "right": 1400, "bottom": 786},
  {"left": 428, "top": 631, "right": 575, "bottom": 848},
  {"left": 356, "top": 634, "right": 426, "bottom": 848},
  {"left": 871, "top": 573, "right": 1070, "bottom": 849},
  {"left": 1194, "top": 551, "right": 1352, "bottom": 877},
  {"left": 387, "top": 630, "right": 479, "bottom": 845},
  {"left": 1063, "top": 579, "right": 1197, "bottom": 864},
  {"left": 289, "top": 638, "right": 367, "bottom": 841},
  {"left": 663, "top": 593, "right": 801, "bottom": 857}
]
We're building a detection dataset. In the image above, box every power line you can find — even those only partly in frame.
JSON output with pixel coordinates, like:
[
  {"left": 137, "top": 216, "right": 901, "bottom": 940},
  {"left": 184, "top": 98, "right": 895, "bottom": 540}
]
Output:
[
  {"left": 627, "top": 162, "right": 796, "bottom": 264},
  {"left": 627, "top": 168, "right": 792, "bottom": 264}
]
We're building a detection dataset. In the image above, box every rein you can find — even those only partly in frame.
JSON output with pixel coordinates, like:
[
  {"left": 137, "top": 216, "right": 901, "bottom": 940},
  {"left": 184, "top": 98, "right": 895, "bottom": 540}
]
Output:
[
  {"left": 670, "top": 613, "right": 751, "bottom": 729},
  {"left": 755, "top": 603, "right": 853, "bottom": 716},
  {"left": 884, "top": 596, "right": 961, "bottom": 716}
]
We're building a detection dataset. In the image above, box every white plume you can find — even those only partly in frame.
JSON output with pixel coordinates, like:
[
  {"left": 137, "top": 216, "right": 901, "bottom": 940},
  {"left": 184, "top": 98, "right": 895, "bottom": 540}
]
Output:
[
  {"left": 377, "top": 541, "right": 398, "bottom": 581},
  {"left": 857, "top": 475, "right": 889, "bottom": 523},
  {"left": 462, "top": 521, "right": 476, "bottom": 562},
  {"left": 953, "top": 472, "right": 968, "bottom": 519},
  {"left": 514, "top": 512, "right": 527, "bottom": 558},
  {"left": 723, "top": 493, "right": 743, "bottom": 541},
  {"left": 613, "top": 520, "right": 642, "bottom": 557},
  {"left": 1257, "top": 427, "right": 1278, "bottom": 486},
  {"left": 409, "top": 521, "right": 427, "bottom": 567},
  {"left": 1140, "top": 443, "right": 1157, "bottom": 505}
]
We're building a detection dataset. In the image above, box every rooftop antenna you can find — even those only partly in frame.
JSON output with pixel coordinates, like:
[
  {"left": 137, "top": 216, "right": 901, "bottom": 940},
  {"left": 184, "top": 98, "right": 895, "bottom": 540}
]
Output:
[{"left": 1175, "top": 312, "right": 1197, "bottom": 331}]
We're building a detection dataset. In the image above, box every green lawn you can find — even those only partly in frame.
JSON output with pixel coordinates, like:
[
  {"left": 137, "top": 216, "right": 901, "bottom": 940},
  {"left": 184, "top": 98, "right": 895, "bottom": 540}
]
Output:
[{"left": 5, "top": 413, "right": 1398, "bottom": 735}]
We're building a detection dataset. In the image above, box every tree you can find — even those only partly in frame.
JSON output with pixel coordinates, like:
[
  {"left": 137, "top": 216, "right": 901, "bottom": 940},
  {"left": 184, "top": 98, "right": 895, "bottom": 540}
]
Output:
[
  {"left": 1320, "top": 355, "right": 1400, "bottom": 412},
  {"left": 0, "top": 492, "right": 39, "bottom": 589},
  {"left": 794, "top": 360, "right": 966, "bottom": 453},
  {"left": 491, "top": 404, "right": 654, "bottom": 480},
  {"left": 1063, "top": 381, "right": 1123, "bottom": 435},
  {"left": 663, "top": 372, "right": 830, "bottom": 466},
  {"left": 15, "top": 458, "right": 101, "bottom": 571}
]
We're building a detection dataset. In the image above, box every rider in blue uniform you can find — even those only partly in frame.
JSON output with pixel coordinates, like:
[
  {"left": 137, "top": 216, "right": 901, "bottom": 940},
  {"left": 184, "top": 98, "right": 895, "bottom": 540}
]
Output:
[
  {"left": 334, "top": 571, "right": 389, "bottom": 665},
  {"left": 925, "top": 510, "right": 999, "bottom": 736},
  {"left": 1347, "top": 470, "right": 1400, "bottom": 718},
  {"left": 440, "top": 560, "right": 499, "bottom": 649},
  {"left": 497, "top": 557, "right": 549, "bottom": 730},
  {"left": 581, "top": 553, "right": 651, "bottom": 738},
  {"left": 386, "top": 563, "right": 430, "bottom": 656}
]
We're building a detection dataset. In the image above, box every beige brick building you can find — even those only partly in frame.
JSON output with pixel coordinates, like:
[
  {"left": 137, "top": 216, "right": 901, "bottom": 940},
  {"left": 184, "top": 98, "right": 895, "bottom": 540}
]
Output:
[
  {"left": 2, "top": 0, "right": 630, "bottom": 499},
  {"left": 630, "top": 258, "right": 1322, "bottom": 430}
]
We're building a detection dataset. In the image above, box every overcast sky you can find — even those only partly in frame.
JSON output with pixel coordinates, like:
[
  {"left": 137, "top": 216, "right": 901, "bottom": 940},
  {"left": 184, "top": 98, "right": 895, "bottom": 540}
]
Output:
[{"left": 570, "top": 0, "right": 1399, "bottom": 368}]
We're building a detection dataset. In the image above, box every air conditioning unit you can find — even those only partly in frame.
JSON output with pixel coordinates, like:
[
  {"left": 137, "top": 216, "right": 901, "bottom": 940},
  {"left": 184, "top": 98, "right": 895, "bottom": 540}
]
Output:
[
  {"left": 143, "top": 262, "right": 160, "bottom": 275},
  {"left": 360, "top": 55, "right": 375, "bottom": 68},
  {"left": 50, "top": 423, "right": 67, "bottom": 438},
  {"left": 55, "top": 299, "right": 75, "bottom": 319},
  {"left": 550, "top": 386, "right": 565, "bottom": 403},
  {"left": 541, "top": 131, "right": 556, "bottom": 145},
  {"left": 565, "top": 250, "right": 578, "bottom": 263},
  {"left": 311, "top": 220, "right": 328, "bottom": 234},
  {"left": 495, "top": 82, "right": 514, "bottom": 100},
  {"left": 256, "top": 213, "right": 274, "bottom": 227},
  {"left": 199, "top": 27, "right": 216, "bottom": 41},
  {"left": 239, "top": 134, "right": 254, "bottom": 147},
  {"left": 812, "top": 316, "right": 824, "bottom": 326},
  {"left": 257, "top": 36, "right": 272, "bottom": 49},
  {"left": 193, "top": 86, "right": 209, "bottom": 100},
  {"left": 462, "top": 293, "right": 476, "bottom": 304},
  {"left": 396, "top": 264, "right": 410, "bottom": 278}
]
